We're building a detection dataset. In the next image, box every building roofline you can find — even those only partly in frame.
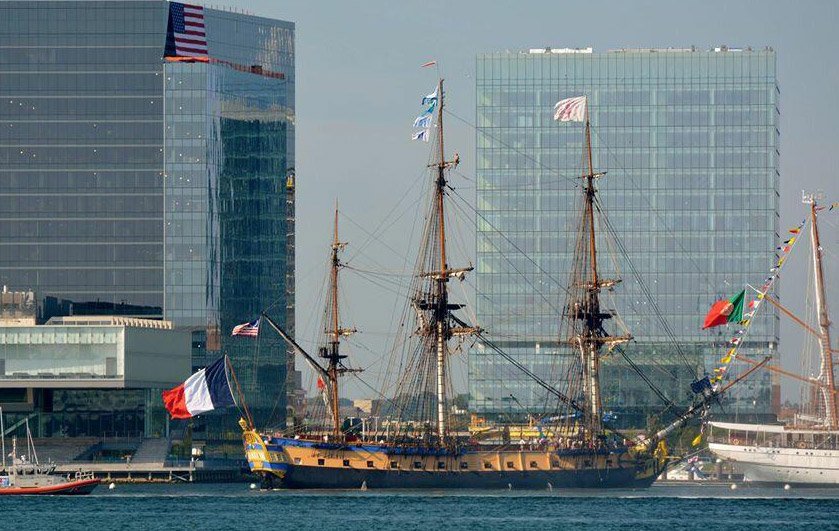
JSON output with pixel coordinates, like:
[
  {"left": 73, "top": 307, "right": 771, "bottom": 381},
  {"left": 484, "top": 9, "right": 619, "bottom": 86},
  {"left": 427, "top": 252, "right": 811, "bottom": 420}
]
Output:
[{"left": 479, "top": 45, "right": 775, "bottom": 57}]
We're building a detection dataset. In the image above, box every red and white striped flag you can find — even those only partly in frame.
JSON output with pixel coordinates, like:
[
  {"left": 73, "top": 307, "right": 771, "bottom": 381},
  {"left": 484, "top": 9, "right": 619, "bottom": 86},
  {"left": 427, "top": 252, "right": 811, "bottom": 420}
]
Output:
[
  {"left": 553, "top": 96, "right": 587, "bottom": 122},
  {"left": 232, "top": 318, "right": 259, "bottom": 337},
  {"left": 169, "top": 2, "right": 208, "bottom": 59}
]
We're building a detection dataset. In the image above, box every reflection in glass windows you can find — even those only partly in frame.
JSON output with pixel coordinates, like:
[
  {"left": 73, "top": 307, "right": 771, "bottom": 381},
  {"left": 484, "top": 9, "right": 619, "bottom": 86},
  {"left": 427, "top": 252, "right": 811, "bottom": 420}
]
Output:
[
  {"left": 473, "top": 49, "right": 779, "bottom": 426},
  {"left": 0, "top": 2, "right": 296, "bottom": 440}
]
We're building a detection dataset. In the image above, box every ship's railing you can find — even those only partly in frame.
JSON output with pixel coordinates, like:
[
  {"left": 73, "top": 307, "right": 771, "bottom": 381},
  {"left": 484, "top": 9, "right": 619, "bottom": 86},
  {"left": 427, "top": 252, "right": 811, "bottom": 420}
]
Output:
[
  {"left": 71, "top": 470, "right": 95, "bottom": 481},
  {"left": 709, "top": 423, "right": 839, "bottom": 450}
]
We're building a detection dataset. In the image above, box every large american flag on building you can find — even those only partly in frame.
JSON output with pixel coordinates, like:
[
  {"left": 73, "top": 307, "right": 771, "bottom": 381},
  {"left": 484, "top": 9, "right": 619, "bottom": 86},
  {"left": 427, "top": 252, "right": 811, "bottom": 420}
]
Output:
[{"left": 167, "top": 2, "right": 208, "bottom": 59}]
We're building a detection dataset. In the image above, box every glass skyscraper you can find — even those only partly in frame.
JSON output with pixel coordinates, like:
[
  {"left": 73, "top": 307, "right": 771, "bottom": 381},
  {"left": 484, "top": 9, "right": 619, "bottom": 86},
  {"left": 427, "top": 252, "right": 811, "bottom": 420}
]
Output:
[
  {"left": 473, "top": 47, "right": 780, "bottom": 426},
  {"left": 0, "top": 1, "right": 295, "bottom": 438}
]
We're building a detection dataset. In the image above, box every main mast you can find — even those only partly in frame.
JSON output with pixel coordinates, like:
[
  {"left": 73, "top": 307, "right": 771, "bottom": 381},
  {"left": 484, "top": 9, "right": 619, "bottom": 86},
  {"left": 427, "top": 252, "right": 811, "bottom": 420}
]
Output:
[
  {"left": 418, "top": 78, "right": 477, "bottom": 442},
  {"left": 434, "top": 78, "right": 449, "bottom": 440},
  {"left": 805, "top": 193, "right": 837, "bottom": 428}
]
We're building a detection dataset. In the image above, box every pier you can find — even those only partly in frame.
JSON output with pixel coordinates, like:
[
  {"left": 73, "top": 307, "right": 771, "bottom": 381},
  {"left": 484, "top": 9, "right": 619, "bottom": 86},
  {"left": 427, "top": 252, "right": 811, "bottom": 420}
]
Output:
[
  {"left": 54, "top": 461, "right": 245, "bottom": 483},
  {"left": 30, "top": 437, "right": 248, "bottom": 483}
]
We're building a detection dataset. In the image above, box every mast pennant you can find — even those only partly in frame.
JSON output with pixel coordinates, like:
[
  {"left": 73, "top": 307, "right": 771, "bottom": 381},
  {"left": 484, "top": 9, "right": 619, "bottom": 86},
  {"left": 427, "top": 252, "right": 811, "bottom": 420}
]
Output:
[
  {"left": 412, "top": 85, "right": 438, "bottom": 141},
  {"left": 706, "top": 218, "right": 807, "bottom": 388},
  {"left": 554, "top": 96, "right": 587, "bottom": 122}
]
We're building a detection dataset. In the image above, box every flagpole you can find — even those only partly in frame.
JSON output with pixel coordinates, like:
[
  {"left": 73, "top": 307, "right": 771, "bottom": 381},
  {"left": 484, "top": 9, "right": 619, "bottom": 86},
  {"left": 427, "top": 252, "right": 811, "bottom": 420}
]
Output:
[
  {"left": 226, "top": 355, "right": 254, "bottom": 429},
  {"left": 1, "top": 406, "right": 5, "bottom": 472}
]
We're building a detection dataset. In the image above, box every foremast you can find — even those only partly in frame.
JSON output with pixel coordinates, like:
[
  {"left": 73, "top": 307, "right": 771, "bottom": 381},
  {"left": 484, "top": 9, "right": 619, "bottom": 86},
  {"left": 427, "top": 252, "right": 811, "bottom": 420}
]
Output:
[
  {"left": 261, "top": 205, "right": 356, "bottom": 441},
  {"left": 804, "top": 192, "right": 837, "bottom": 428},
  {"left": 323, "top": 205, "right": 355, "bottom": 438}
]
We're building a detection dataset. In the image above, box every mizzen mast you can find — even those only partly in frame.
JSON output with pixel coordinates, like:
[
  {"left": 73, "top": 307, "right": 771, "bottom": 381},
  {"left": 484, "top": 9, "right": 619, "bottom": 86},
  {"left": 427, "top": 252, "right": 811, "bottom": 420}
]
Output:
[{"left": 803, "top": 192, "right": 837, "bottom": 428}]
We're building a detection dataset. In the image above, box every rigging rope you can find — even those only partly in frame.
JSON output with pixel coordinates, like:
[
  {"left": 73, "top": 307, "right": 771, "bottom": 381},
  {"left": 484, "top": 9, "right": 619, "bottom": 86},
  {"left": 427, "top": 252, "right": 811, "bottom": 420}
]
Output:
[{"left": 594, "top": 196, "right": 698, "bottom": 377}]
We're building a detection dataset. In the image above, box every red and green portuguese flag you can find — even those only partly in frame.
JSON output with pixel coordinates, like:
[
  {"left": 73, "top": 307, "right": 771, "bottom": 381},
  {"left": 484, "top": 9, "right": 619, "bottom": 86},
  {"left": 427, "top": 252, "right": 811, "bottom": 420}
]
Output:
[{"left": 702, "top": 289, "right": 746, "bottom": 329}]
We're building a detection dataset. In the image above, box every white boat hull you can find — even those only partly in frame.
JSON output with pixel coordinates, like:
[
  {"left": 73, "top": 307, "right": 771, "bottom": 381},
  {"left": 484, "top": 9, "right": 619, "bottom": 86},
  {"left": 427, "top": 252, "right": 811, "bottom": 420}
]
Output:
[{"left": 709, "top": 442, "right": 839, "bottom": 485}]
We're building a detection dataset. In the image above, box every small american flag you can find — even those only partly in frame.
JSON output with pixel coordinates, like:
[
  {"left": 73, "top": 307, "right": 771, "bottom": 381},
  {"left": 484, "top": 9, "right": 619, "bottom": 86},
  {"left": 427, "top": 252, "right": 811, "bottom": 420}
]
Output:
[
  {"left": 232, "top": 319, "right": 259, "bottom": 337},
  {"left": 169, "top": 2, "right": 208, "bottom": 59}
]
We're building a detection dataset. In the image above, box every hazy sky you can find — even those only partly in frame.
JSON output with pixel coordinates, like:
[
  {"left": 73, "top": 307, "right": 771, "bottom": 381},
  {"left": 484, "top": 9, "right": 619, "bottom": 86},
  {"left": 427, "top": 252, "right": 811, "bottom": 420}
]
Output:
[{"left": 223, "top": 0, "right": 838, "bottom": 403}]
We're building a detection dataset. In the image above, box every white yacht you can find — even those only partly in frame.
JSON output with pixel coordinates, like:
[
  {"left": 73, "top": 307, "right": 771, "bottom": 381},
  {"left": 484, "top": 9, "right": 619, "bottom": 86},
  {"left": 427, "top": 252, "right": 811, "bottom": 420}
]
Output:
[
  {"left": 708, "top": 192, "right": 838, "bottom": 485},
  {"left": 708, "top": 421, "right": 839, "bottom": 485}
]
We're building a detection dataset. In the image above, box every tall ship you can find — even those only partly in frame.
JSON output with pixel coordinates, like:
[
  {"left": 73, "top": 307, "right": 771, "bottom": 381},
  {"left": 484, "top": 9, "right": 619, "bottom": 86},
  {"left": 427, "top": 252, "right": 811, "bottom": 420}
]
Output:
[
  {"left": 241, "top": 81, "right": 749, "bottom": 489},
  {"left": 708, "top": 192, "right": 839, "bottom": 485}
]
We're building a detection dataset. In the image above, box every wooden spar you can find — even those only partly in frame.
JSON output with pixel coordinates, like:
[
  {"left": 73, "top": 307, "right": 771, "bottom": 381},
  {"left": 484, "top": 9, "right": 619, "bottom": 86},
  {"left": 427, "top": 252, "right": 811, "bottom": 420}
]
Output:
[
  {"left": 436, "top": 79, "right": 447, "bottom": 277},
  {"left": 422, "top": 78, "right": 475, "bottom": 442},
  {"left": 328, "top": 203, "right": 342, "bottom": 438},
  {"left": 264, "top": 208, "right": 358, "bottom": 440},
  {"left": 736, "top": 353, "right": 839, "bottom": 396},
  {"left": 647, "top": 357, "right": 772, "bottom": 449},
  {"left": 434, "top": 78, "right": 448, "bottom": 441},
  {"left": 226, "top": 355, "right": 254, "bottom": 429},
  {"left": 808, "top": 197, "right": 838, "bottom": 427},
  {"left": 581, "top": 105, "right": 603, "bottom": 437},
  {"left": 261, "top": 314, "right": 330, "bottom": 391},
  {"left": 584, "top": 115, "right": 599, "bottom": 287},
  {"left": 762, "top": 293, "right": 824, "bottom": 340},
  {"left": 1, "top": 406, "right": 5, "bottom": 472}
]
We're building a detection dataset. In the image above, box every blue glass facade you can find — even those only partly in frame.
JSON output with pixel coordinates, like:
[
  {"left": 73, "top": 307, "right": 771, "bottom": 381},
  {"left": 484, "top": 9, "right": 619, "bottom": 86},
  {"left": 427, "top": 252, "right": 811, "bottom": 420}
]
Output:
[
  {"left": 163, "top": 8, "right": 295, "bottom": 432},
  {"left": 0, "top": 1, "right": 295, "bottom": 437},
  {"left": 0, "top": 1, "right": 166, "bottom": 315},
  {"left": 473, "top": 48, "right": 780, "bottom": 425}
]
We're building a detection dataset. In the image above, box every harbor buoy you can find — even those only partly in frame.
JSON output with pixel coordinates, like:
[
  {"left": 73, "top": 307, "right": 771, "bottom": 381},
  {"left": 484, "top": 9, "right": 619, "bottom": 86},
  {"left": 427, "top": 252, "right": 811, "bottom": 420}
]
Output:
[
  {"left": 249, "top": 483, "right": 257, "bottom": 490},
  {"left": 108, "top": 482, "right": 116, "bottom": 490},
  {"left": 784, "top": 484, "right": 791, "bottom": 491},
  {"left": 730, "top": 483, "right": 738, "bottom": 490},
  {"left": 507, "top": 483, "right": 512, "bottom": 491}
]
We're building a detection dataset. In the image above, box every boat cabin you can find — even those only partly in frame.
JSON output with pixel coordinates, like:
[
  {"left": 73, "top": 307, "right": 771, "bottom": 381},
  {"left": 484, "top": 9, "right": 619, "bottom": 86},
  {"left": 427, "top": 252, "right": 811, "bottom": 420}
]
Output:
[{"left": 709, "top": 421, "right": 839, "bottom": 450}]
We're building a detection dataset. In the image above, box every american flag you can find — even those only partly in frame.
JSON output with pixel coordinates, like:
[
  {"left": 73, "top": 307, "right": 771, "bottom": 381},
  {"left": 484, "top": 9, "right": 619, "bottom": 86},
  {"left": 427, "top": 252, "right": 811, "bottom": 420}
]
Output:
[
  {"left": 169, "top": 2, "right": 208, "bottom": 59},
  {"left": 232, "top": 319, "right": 259, "bottom": 337}
]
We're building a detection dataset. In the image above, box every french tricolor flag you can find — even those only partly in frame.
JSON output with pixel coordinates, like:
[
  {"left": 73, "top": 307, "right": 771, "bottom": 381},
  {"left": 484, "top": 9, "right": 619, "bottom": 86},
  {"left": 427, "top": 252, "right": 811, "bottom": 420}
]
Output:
[{"left": 162, "top": 356, "right": 236, "bottom": 419}]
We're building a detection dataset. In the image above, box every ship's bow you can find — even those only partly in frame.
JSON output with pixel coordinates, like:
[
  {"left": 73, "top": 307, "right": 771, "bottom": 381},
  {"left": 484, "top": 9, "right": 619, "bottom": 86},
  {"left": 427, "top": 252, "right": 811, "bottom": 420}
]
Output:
[{"left": 240, "top": 419, "right": 287, "bottom": 487}]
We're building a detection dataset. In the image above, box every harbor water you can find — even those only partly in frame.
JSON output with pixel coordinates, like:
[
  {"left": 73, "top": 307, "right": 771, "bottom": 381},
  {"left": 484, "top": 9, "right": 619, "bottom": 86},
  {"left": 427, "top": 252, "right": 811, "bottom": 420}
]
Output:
[{"left": 6, "top": 483, "right": 839, "bottom": 530}]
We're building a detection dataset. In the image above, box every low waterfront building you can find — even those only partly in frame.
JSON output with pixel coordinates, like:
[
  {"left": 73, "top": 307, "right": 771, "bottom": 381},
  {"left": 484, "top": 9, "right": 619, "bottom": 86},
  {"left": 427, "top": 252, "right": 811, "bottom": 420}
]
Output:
[{"left": 0, "top": 293, "right": 190, "bottom": 437}]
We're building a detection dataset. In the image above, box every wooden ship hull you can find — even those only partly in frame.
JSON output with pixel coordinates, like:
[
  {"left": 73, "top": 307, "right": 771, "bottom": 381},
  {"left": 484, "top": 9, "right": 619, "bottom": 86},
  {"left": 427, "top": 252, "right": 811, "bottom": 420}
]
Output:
[{"left": 244, "top": 432, "right": 660, "bottom": 489}]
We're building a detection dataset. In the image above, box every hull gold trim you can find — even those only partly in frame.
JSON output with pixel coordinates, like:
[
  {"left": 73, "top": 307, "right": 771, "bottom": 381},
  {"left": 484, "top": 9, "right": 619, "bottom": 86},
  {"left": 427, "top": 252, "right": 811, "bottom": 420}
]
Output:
[{"left": 243, "top": 432, "right": 661, "bottom": 490}]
